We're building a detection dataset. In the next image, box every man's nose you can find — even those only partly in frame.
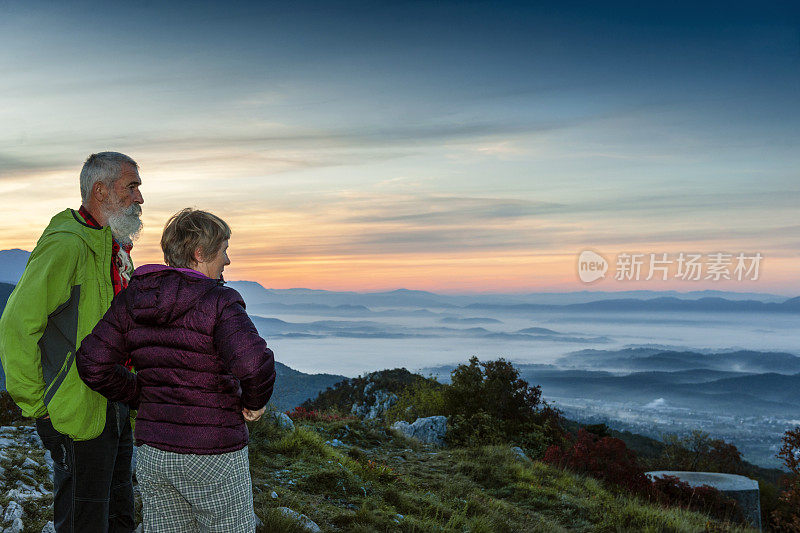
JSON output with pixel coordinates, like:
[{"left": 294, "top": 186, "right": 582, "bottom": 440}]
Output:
[{"left": 134, "top": 189, "right": 144, "bottom": 205}]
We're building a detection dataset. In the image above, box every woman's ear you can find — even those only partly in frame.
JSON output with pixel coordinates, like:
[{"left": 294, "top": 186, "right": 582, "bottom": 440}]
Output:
[{"left": 193, "top": 247, "right": 205, "bottom": 264}]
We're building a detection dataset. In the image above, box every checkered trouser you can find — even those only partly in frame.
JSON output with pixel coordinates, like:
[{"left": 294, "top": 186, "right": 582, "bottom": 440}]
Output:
[{"left": 136, "top": 444, "right": 255, "bottom": 533}]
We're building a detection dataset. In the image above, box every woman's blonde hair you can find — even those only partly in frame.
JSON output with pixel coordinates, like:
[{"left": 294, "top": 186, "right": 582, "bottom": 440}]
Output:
[{"left": 161, "top": 208, "right": 231, "bottom": 268}]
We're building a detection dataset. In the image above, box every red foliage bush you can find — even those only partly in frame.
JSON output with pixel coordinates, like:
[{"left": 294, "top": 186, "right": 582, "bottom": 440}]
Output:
[
  {"left": 543, "top": 428, "right": 651, "bottom": 494},
  {"left": 285, "top": 406, "right": 356, "bottom": 422},
  {"left": 545, "top": 428, "right": 745, "bottom": 525},
  {"left": 650, "top": 475, "right": 744, "bottom": 524}
]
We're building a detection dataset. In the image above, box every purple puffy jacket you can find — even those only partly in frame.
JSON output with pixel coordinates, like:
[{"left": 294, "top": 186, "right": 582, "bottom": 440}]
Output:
[{"left": 76, "top": 264, "right": 276, "bottom": 454}]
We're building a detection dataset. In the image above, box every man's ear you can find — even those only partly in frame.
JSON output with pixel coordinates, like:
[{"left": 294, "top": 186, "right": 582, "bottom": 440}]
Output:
[{"left": 93, "top": 181, "right": 108, "bottom": 203}]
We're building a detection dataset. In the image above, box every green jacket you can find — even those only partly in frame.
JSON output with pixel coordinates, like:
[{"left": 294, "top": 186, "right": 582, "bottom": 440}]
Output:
[{"left": 0, "top": 208, "right": 117, "bottom": 440}]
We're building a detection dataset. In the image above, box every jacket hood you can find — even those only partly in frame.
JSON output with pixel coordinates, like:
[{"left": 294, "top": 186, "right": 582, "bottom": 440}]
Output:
[
  {"left": 126, "top": 264, "right": 220, "bottom": 325},
  {"left": 40, "top": 209, "right": 112, "bottom": 250}
]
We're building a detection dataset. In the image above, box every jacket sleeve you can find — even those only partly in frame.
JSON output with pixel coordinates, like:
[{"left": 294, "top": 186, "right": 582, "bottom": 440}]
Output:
[
  {"left": 0, "top": 234, "right": 82, "bottom": 418},
  {"left": 213, "top": 290, "right": 275, "bottom": 411},
  {"left": 75, "top": 292, "right": 140, "bottom": 408}
]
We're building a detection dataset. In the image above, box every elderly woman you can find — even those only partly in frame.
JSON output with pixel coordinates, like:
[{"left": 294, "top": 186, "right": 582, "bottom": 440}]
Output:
[{"left": 77, "top": 208, "right": 275, "bottom": 533}]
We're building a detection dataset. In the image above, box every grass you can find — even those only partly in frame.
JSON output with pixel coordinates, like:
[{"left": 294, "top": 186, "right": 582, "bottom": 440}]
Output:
[{"left": 247, "top": 414, "right": 758, "bottom": 533}]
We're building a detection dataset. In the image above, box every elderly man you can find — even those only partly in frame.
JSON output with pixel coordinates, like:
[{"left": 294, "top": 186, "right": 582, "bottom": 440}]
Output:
[{"left": 0, "top": 152, "right": 143, "bottom": 532}]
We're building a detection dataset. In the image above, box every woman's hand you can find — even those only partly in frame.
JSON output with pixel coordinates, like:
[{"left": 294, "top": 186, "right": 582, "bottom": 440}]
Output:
[{"left": 242, "top": 407, "right": 266, "bottom": 422}]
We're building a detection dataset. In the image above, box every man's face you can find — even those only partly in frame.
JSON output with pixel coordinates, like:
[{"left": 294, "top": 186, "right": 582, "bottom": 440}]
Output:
[
  {"left": 107, "top": 164, "right": 144, "bottom": 212},
  {"left": 102, "top": 164, "right": 144, "bottom": 246}
]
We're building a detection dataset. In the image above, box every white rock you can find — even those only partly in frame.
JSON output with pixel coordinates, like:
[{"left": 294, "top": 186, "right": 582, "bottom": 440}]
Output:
[
  {"left": 26, "top": 433, "right": 42, "bottom": 447},
  {"left": 325, "top": 439, "right": 346, "bottom": 448},
  {"left": 254, "top": 512, "right": 263, "bottom": 528},
  {"left": 3, "top": 500, "right": 23, "bottom": 523},
  {"left": 277, "top": 507, "right": 321, "bottom": 532},
  {"left": 511, "top": 446, "right": 530, "bottom": 462},
  {"left": 391, "top": 416, "right": 447, "bottom": 446},
  {"left": 133, "top": 524, "right": 143, "bottom": 533},
  {"left": 270, "top": 491, "right": 278, "bottom": 499},
  {"left": 41, "top": 522, "right": 56, "bottom": 533},
  {"left": 273, "top": 412, "right": 295, "bottom": 431},
  {"left": 391, "top": 421, "right": 412, "bottom": 437},
  {"left": 4, "top": 517, "right": 23, "bottom": 533},
  {"left": 43, "top": 450, "right": 54, "bottom": 472},
  {"left": 5, "top": 489, "right": 40, "bottom": 501}
]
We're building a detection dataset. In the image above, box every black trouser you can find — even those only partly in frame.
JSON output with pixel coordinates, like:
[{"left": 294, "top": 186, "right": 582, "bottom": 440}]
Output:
[{"left": 36, "top": 401, "right": 135, "bottom": 533}]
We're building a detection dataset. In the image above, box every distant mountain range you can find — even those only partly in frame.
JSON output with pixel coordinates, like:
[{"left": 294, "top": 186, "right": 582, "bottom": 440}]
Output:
[
  {"left": 559, "top": 347, "right": 800, "bottom": 374},
  {"left": 270, "top": 361, "right": 346, "bottom": 410},
  {"left": 466, "top": 297, "right": 800, "bottom": 314},
  {"left": 1, "top": 249, "right": 794, "bottom": 312},
  {"left": 0, "top": 249, "right": 30, "bottom": 284},
  {"left": 230, "top": 278, "right": 796, "bottom": 310},
  {"left": 248, "top": 315, "right": 609, "bottom": 343}
]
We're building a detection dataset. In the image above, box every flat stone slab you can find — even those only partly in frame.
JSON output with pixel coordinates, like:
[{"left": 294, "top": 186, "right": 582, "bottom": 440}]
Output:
[{"left": 646, "top": 471, "right": 758, "bottom": 491}]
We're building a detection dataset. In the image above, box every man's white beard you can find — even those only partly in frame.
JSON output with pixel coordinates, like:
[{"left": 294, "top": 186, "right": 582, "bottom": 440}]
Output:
[{"left": 105, "top": 203, "right": 143, "bottom": 248}]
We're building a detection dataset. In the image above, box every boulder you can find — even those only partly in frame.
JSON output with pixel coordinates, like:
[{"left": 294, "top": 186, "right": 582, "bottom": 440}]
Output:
[
  {"left": 391, "top": 416, "right": 447, "bottom": 446},
  {"left": 351, "top": 390, "right": 398, "bottom": 420},
  {"left": 277, "top": 507, "right": 321, "bottom": 532},
  {"left": 4, "top": 517, "right": 23, "bottom": 533},
  {"left": 273, "top": 412, "right": 295, "bottom": 431},
  {"left": 511, "top": 446, "right": 530, "bottom": 462},
  {"left": 3, "top": 501, "right": 23, "bottom": 523}
]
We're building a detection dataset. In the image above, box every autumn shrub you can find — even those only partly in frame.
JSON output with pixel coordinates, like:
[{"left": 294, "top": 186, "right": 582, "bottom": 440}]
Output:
[
  {"left": 543, "top": 428, "right": 651, "bottom": 494},
  {"left": 650, "top": 475, "right": 745, "bottom": 525},
  {"left": 545, "top": 428, "right": 746, "bottom": 525}
]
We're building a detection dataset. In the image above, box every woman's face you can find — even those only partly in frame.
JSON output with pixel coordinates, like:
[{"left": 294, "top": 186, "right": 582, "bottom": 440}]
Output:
[{"left": 204, "top": 240, "right": 230, "bottom": 279}]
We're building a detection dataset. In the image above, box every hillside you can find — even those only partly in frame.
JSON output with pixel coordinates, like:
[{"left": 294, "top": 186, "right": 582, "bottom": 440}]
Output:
[
  {"left": 270, "top": 361, "right": 347, "bottom": 410},
  {"left": 0, "top": 402, "right": 756, "bottom": 533},
  {"left": 247, "top": 412, "right": 756, "bottom": 532}
]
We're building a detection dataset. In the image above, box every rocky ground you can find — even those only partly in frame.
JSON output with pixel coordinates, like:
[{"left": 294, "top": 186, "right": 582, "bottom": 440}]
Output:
[{"left": 0, "top": 425, "right": 57, "bottom": 533}]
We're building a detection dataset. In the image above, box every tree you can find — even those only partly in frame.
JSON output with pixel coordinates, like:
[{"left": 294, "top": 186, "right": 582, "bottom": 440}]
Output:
[
  {"left": 443, "top": 356, "right": 563, "bottom": 452},
  {"left": 772, "top": 427, "right": 800, "bottom": 532}
]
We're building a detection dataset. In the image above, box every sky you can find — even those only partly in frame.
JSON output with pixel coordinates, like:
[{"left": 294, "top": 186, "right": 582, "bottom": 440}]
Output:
[{"left": 1, "top": 1, "right": 798, "bottom": 294}]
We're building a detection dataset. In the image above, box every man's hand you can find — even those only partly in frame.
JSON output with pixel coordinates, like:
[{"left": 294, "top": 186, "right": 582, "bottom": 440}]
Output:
[{"left": 242, "top": 407, "right": 265, "bottom": 422}]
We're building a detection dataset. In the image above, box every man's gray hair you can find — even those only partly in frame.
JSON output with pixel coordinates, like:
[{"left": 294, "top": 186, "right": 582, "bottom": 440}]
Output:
[{"left": 79, "top": 152, "right": 139, "bottom": 204}]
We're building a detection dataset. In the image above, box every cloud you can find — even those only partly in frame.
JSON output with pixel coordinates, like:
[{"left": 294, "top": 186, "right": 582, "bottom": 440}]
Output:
[
  {"left": 337, "top": 194, "right": 564, "bottom": 225},
  {"left": 644, "top": 398, "right": 667, "bottom": 409},
  {"left": 0, "top": 153, "right": 74, "bottom": 179}
]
